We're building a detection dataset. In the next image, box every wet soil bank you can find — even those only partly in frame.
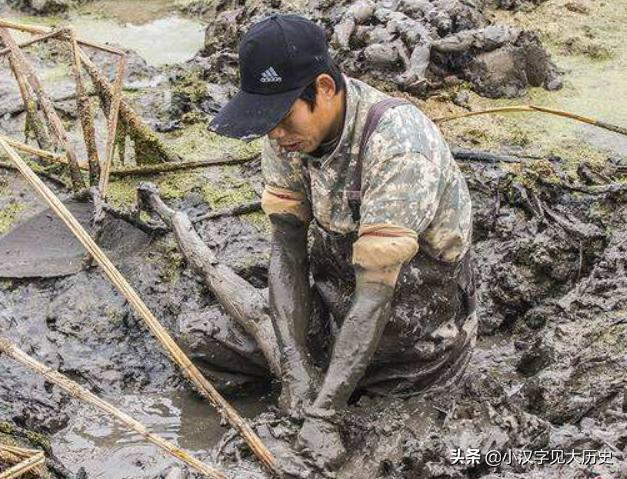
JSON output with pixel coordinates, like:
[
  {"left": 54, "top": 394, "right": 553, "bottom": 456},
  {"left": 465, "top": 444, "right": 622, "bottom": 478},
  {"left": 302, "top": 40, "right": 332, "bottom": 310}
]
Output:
[
  {"left": 3, "top": 154, "right": 625, "bottom": 479},
  {"left": 0, "top": 0, "right": 626, "bottom": 477}
]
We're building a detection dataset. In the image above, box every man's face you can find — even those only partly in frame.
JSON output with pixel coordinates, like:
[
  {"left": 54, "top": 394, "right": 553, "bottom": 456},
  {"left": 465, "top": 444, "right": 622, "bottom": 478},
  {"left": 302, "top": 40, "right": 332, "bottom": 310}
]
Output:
[
  {"left": 267, "top": 74, "right": 343, "bottom": 155},
  {"left": 268, "top": 99, "right": 327, "bottom": 154}
]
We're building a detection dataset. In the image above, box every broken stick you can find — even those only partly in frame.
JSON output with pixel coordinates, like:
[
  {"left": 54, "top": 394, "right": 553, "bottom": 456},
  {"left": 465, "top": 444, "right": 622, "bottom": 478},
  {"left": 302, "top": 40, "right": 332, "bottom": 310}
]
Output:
[
  {"left": 69, "top": 30, "right": 100, "bottom": 186},
  {"left": 0, "top": 138, "right": 280, "bottom": 477},
  {"left": 98, "top": 51, "right": 126, "bottom": 197},
  {"left": 0, "top": 338, "right": 228, "bottom": 479},
  {"left": 0, "top": 133, "right": 87, "bottom": 168},
  {"left": 0, "top": 450, "right": 45, "bottom": 479},
  {"left": 111, "top": 155, "right": 258, "bottom": 177}
]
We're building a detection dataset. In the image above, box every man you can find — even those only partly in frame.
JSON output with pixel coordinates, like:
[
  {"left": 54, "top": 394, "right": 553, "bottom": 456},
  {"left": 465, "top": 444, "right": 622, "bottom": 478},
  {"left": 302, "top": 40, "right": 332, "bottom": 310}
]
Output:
[{"left": 209, "top": 14, "right": 477, "bottom": 467}]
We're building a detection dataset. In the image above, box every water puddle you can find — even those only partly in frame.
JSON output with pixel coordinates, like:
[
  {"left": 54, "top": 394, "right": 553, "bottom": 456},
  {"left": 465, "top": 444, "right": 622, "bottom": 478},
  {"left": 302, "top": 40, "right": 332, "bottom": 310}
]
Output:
[
  {"left": 67, "top": 14, "right": 205, "bottom": 67},
  {"left": 4, "top": 0, "right": 206, "bottom": 67},
  {"left": 51, "top": 390, "right": 272, "bottom": 478}
]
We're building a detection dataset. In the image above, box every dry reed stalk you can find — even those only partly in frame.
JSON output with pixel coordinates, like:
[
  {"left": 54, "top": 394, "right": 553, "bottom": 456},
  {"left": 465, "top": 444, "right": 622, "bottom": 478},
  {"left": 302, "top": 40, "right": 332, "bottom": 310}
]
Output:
[
  {"left": 433, "top": 105, "right": 627, "bottom": 137},
  {"left": 0, "top": 134, "right": 87, "bottom": 168},
  {"left": 98, "top": 53, "right": 125, "bottom": 196},
  {"left": 0, "top": 445, "right": 40, "bottom": 459},
  {"left": 0, "top": 451, "right": 45, "bottom": 479},
  {"left": 68, "top": 30, "right": 100, "bottom": 186},
  {"left": 0, "top": 139, "right": 281, "bottom": 477},
  {"left": 110, "top": 155, "right": 258, "bottom": 177},
  {"left": 0, "top": 338, "right": 228, "bottom": 479}
]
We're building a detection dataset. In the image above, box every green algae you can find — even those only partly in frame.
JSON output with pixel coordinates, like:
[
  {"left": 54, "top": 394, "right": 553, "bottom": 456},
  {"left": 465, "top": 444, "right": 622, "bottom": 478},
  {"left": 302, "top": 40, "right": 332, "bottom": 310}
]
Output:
[
  {"left": 166, "top": 123, "right": 262, "bottom": 163},
  {"left": 25, "top": 430, "right": 50, "bottom": 450},
  {"left": 107, "top": 121, "right": 262, "bottom": 209},
  {"left": 0, "top": 422, "right": 13, "bottom": 435},
  {"left": 242, "top": 210, "right": 271, "bottom": 233},
  {"left": 0, "top": 203, "right": 25, "bottom": 235}
]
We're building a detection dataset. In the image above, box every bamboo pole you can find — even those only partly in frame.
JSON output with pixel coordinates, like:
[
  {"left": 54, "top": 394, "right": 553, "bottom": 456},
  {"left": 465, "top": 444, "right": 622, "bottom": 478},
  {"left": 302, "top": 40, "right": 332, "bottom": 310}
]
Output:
[
  {"left": 69, "top": 30, "right": 100, "bottom": 186},
  {"left": 0, "top": 27, "right": 85, "bottom": 190},
  {"left": 433, "top": 105, "right": 627, "bottom": 137},
  {"left": 98, "top": 53, "right": 126, "bottom": 196},
  {"left": 0, "top": 138, "right": 281, "bottom": 477},
  {"left": 110, "top": 156, "right": 258, "bottom": 177},
  {"left": 0, "top": 134, "right": 88, "bottom": 169},
  {"left": 0, "top": 338, "right": 228, "bottom": 479},
  {"left": 0, "top": 451, "right": 45, "bottom": 479}
]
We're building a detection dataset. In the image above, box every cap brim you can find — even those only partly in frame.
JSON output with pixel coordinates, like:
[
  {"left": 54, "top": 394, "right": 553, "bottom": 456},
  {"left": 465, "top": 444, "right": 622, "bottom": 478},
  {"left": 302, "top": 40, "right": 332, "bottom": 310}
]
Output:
[{"left": 208, "top": 86, "right": 305, "bottom": 140}]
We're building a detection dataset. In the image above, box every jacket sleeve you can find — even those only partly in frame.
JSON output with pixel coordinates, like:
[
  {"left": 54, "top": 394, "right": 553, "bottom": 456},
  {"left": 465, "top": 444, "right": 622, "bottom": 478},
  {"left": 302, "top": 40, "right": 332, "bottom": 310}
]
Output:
[
  {"left": 260, "top": 137, "right": 312, "bottom": 223},
  {"left": 353, "top": 150, "right": 444, "bottom": 285}
]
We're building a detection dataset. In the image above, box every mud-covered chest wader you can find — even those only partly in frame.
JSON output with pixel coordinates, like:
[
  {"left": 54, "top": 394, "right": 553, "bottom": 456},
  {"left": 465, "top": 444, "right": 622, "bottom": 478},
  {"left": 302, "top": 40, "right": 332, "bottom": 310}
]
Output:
[{"left": 303, "top": 99, "right": 478, "bottom": 397}]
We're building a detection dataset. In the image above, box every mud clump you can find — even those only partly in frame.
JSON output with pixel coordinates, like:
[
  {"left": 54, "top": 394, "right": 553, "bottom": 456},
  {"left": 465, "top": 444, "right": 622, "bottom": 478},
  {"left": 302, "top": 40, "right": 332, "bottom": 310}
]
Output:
[
  {"left": 495, "top": 0, "right": 548, "bottom": 11},
  {"left": 197, "top": 0, "right": 561, "bottom": 101},
  {"left": 6, "top": 0, "right": 72, "bottom": 15}
]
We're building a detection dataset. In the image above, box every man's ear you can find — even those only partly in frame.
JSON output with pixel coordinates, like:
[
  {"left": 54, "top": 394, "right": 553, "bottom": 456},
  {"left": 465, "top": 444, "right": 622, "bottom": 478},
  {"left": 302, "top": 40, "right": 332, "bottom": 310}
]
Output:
[{"left": 315, "top": 74, "right": 337, "bottom": 100}]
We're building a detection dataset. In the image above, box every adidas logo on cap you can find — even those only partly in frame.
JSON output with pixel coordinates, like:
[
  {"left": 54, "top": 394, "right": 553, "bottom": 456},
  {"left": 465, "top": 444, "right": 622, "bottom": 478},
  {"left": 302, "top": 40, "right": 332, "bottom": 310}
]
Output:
[{"left": 260, "top": 67, "right": 282, "bottom": 83}]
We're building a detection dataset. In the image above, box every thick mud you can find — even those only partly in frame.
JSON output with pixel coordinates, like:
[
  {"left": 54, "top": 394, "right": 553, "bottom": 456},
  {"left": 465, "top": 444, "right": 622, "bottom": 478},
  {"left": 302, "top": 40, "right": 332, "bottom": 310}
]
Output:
[
  {"left": 0, "top": 0, "right": 626, "bottom": 478},
  {"left": 1, "top": 157, "right": 625, "bottom": 479}
]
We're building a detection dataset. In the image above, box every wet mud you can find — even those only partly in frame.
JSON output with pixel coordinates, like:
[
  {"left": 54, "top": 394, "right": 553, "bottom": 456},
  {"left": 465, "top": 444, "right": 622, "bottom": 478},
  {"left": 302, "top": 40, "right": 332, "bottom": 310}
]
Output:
[
  {"left": 2, "top": 157, "right": 625, "bottom": 479},
  {"left": 0, "top": 0, "right": 626, "bottom": 478}
]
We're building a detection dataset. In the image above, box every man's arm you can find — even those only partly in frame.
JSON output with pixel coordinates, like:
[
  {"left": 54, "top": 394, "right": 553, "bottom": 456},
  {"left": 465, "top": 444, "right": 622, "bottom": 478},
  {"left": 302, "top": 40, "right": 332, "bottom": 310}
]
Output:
[
  {"left": 262, "top": 186, "right": 317, "bottom": 413},
  {"left": 309, "top": 225, "right": 418, "bottom": 410}
]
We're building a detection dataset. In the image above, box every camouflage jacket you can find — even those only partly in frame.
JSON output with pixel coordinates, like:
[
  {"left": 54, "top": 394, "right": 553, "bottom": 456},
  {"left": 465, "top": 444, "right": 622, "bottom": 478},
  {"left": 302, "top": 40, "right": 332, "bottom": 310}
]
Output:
[{"left": 261, "top": 76, "right": 472, "bottom": 284}]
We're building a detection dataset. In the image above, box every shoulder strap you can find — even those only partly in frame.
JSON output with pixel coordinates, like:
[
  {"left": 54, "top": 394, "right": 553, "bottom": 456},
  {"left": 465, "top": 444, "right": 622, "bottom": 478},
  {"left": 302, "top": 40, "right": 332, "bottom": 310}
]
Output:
[{"left": 347, "top": 97, "right": 412, "bottom": 222}]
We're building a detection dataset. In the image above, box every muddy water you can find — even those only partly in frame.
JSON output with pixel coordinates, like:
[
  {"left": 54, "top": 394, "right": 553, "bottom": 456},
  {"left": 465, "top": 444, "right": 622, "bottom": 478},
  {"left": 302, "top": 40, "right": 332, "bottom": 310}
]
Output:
[
  {"left": 52, "top": 390, "right": 272, "bottom": 478},
  {"left": 4, "top": 0, "right": 205, "bottom": 67},
  {"left": 67, "top": 15, "right": 205, "bottom": 67}
]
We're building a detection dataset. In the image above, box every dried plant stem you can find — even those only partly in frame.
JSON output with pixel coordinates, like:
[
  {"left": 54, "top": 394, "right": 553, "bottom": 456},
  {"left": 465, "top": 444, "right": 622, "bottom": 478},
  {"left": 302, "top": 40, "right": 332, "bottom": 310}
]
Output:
[
  {"left": 0, "top": 452, "right": 45, "bottom": 479},
  {"left": 98, "top": 53, "right": 126, "bottom": 196},
  {"left": 110, "top": 155, "right": 258, "bottom": 177},
  {"left": 69, "top": 30, "right": 100, "bottom": 185},
  {"left": 434, "top": 105, "right": 627, "bottom": 137}
]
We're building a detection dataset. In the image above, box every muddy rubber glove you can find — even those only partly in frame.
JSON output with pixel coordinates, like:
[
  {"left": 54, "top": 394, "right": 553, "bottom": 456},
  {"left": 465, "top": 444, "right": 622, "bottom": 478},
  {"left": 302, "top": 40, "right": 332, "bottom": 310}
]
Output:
[{"left": 263, "top": 186, "right": 318, "bottom": 415}]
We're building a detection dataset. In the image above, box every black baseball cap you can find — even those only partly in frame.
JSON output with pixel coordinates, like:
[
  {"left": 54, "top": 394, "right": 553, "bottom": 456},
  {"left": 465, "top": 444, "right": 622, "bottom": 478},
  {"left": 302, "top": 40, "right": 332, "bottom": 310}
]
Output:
[{"left": 209, "top": 14, "right": 332, "bottom": 140}]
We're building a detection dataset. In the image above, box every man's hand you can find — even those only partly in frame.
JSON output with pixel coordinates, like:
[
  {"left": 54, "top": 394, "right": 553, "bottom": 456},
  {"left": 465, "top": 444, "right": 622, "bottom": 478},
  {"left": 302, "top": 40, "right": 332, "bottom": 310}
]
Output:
[
  {"left": 296, "top": 411, "right": 346, "bottom": 472},
  {"left": 291, "top": 276, "right": 395, "bottom": 470}
]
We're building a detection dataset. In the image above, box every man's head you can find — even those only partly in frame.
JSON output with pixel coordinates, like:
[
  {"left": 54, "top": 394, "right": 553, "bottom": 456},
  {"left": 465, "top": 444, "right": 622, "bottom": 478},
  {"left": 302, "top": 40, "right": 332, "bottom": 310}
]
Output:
[{"left": 209, "top": 14, "right": 345, "bottom": 153}]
